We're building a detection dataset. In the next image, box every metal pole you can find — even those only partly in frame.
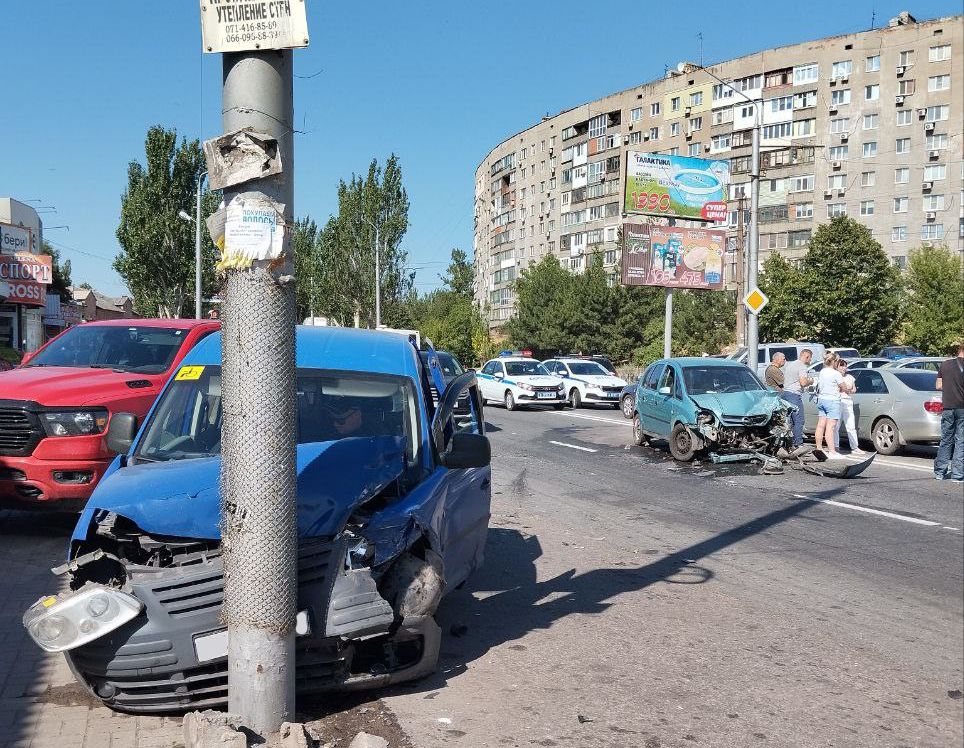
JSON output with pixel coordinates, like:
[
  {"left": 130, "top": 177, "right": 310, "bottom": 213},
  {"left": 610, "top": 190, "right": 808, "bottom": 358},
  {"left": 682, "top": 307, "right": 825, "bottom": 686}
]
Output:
[
  {"left": 663, "top": 287, "right": 673, "bottom": 359},
  {"left": 220, "top": 50, "right": 297, "bottom": 735},
  {"left": 747, "top": 111, "right": 761, "bottom": 371},
  {"left": 735, "top": 196, "right": 746, "bottom": 346},
  {"left": 374, "top": 222, "right": 381, "bottom": 328},
  {"left": 194, "top": 175, "right": 203, "bottom": 319}
]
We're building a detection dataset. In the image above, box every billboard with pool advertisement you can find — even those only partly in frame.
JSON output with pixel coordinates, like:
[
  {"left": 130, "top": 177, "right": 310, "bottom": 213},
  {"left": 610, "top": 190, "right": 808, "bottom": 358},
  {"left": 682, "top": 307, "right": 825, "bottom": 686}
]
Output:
[
  {"left": 620, "top": 223, "right": 725, "bottom": 290},
  {"left": 624, "top": 152, "right": 730, "bottom": 222}
]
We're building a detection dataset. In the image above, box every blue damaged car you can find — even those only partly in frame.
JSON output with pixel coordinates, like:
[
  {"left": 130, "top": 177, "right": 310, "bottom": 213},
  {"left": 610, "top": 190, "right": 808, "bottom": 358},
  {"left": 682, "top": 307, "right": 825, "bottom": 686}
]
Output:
[
  {"left": 22, "top": 327, "right": 491, "bottom": 713},
  {"left": 632, "top": 357, "right": 794, "bottom": 462}
]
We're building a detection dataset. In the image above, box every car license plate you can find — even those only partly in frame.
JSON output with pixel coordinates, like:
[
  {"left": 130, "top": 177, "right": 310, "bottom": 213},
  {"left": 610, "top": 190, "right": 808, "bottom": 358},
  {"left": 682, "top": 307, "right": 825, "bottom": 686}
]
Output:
[
  {"left": 606, "top": 392, "right": 619, "bottom": 399},
  {"left": 194, "top": 611, "right": 311, "bottom": 663},
  {"left": 537, "top": 391, "right": 556, "bottom": 399}
]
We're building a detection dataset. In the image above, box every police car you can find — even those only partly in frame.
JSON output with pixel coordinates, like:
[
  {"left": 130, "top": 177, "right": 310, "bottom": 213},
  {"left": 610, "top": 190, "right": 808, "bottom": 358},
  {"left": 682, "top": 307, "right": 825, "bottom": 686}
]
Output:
[
  {"left": 478, "top": 354, "right": 566, "bottom": 410},
  {"left": 541, "top": 357, "right": 628, "bottom": 409}
]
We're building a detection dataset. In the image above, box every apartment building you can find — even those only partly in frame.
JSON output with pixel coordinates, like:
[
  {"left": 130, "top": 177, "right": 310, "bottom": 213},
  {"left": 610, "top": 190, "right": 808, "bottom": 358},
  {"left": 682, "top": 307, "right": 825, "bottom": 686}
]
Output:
[{"left": 473, "top": 11, "right": 963, "bottom": 329}]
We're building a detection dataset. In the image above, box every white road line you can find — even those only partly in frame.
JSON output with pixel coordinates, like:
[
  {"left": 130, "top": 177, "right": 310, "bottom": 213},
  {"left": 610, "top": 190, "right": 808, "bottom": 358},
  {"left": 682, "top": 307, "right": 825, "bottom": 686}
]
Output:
[
  {"left": 792, "top": 493, "right": 941, "bottom": 526},
  {"left": 548, "top": 440, "right": 598, "bottom": 453},
  {"left": 551, "top": 411, "right": 630, "bottom": 426},
  {"left": 943, "top": 526, "right": 961, "bottom": 531}
]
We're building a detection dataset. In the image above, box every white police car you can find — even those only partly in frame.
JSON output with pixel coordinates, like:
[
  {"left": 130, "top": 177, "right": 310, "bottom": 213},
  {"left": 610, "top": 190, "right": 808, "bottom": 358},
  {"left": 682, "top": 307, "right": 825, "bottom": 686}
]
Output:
[
  {"left": 541, "top": 357, "right": 628, "bottom": 409},
  {"left": 477, "top": 355, "right": 566, "bottom": 411}
]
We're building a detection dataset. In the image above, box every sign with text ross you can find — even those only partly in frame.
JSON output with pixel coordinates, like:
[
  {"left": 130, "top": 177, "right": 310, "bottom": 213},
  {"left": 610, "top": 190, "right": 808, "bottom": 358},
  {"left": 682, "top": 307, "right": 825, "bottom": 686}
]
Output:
[
  {"left": 620, "top": 223, "right": 726, "bottom": 290},
  {"left": 624, "top": 152, "right": 729, "bottom": 222},
  {"left": 200, "top": 0, "right": 309, "bottom": 54},
  {"left": 0, "top": 252, "right": 52, "bottom": 306}
]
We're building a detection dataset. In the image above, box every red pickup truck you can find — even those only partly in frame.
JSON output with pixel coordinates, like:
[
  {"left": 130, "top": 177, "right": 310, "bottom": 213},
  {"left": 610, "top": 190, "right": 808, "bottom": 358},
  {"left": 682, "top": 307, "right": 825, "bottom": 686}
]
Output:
[{"left": 0, "top": 319, "right": 219, "bottom": 510}]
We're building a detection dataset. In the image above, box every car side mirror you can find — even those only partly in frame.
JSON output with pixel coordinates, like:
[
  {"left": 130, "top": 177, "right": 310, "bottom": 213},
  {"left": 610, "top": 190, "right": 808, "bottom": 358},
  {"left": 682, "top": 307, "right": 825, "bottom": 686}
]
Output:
[
  {"left": 658, "top": 386, "right": 671, "bottom": 395},
  {"left": 440, "top": 432, "right": 491, "bottom": 469},
  {"left": 493, "top": 371, "right": 503, "bottom": 379},
  {"left": 106, "top": 413, "right": 138, "bottom": 455}
]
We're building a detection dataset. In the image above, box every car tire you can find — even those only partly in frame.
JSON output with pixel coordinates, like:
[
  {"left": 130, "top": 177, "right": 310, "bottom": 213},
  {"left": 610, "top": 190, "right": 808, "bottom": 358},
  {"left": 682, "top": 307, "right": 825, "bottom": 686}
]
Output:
[
  {"left": 569, "top": 388, "right": 582, "bottom": 409},
  {"left": 872, "top": 417, "right": 900, "bottom": 455},
  {"left": 669, "top": 423, "right": 698, "bottom": 462},
  {"left": 621, "top": 395, "right": 635, "bottom": 418},
  {"left": 504, "top": 391, "right": 516, "bottom": 411},
  {"left": 632, "top": 414, "right": 646, "bottom": 446}
]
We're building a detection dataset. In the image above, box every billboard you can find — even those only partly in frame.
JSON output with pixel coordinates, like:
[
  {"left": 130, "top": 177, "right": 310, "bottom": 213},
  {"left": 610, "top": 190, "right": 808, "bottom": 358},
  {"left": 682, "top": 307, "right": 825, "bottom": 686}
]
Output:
[
  {"left": 0, "top": 222, "right": 33, "bottom": 255},
  {"left": 620, "top": 224, "right": 726, "bottom": 290},
  {"left": 624, "top": 152, "right": 729, "bottom": 222},
  {"left": 0, "top": 252, "right": 52, "bottom": 306}
]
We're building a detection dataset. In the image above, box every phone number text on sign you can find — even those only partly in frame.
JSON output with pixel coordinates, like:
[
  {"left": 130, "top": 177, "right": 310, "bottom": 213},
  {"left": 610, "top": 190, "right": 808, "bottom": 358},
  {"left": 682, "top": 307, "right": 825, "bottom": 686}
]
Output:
[
  {"left": 630, "top": 191, "right": 672, "bottom": 213},
  {"left": 647, "top": 269, "right": 706, "bottom": 287},
  {"left": 200, "top": 0, "right": 309, "bottom": 53}
]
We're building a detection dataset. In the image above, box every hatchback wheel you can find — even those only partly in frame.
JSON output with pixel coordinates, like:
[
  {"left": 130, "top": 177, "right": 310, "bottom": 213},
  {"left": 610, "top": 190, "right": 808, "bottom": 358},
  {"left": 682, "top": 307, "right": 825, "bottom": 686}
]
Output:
[
  {"left": 669, "top": 423, "right": 698, "bottom": 462},
  {"left": 569, "top": 388, "right": 582, "bottom": 409},
  {"left": 872, "top": 417, "right": 900, "bottom": 455},
  {"left": 504, "top": 391, "right": 516, "bottom": 411},
  {"left": 621, "top": 394, "right": 635, "bottom": 419},
  {"left": 632, "top": 414, "right": 646, "bottom": 446}
]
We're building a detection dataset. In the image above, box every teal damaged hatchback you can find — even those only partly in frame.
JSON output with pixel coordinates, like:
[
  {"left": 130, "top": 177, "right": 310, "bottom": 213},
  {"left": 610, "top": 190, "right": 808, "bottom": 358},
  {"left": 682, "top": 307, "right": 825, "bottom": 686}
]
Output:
[{"left": 632, "top": 357, "right": 795, "bottom": 461}]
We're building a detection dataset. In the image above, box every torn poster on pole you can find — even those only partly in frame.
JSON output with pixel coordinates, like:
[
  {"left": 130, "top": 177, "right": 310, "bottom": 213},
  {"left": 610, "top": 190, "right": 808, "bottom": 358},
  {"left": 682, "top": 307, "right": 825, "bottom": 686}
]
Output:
[
  {"left": 203, "top": 129, "right": 283, "bottom": 191},
  {"left": 220, "top": 193, "right": 286, "bottom": 270}
]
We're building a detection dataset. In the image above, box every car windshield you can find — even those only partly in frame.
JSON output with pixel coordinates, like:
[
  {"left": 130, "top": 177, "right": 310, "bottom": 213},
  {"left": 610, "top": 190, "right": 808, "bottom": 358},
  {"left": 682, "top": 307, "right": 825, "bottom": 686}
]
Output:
[
  {"left": 420, "top": 351, "right": 464, "bottom": 379},
  {"left": 505, "top": 360, "right": 548, "bottom": 376},
  {"left": 892, "top": 371, "right": 938, "bottom": 391},
  {"left": 886, "top": 347, "right": 919, "bottom": 355},
  {"left": 568, "top": 361, "right": 609, "bottom": 375},
  {"left": 26, "top": 325, "right": 187, "bottom": 374},
  {"left": 682, "top": 365, "right": 765, "bottom": 395},
  {"left": 136, "top": 366, "right": 418, "bottom": 463}
]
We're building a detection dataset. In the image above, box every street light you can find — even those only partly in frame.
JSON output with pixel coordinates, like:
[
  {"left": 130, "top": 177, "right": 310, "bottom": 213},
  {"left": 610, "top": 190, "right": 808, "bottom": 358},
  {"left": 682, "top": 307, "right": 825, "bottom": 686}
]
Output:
[{"left": 176, "top": 171, "right": 207, "bottom": 319}]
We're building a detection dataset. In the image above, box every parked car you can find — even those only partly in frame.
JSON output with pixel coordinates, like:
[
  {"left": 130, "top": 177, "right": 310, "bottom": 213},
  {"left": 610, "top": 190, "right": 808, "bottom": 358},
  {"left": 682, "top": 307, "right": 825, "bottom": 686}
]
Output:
[
  {"left": 555, "top": 353, "right": 617, "bottom": 375},
  {"left": 0, "top": 319, "right": 219, "bottom": 510},
  {"left": 419, "top": 349, "right": 474, "bottom": 423},
  {"left": 802, "top": 368, "right": 941, "bottom": 454},
  {"left": 828, "top": 347, "right": 861, "bottom": 359},
  {"left": 877, "top": 345, "right": 923, "bottom": 360},
  {"left": 728, "top": 342, "right": 827, "bottom": 377},
  {"left": 632, "top": 358, "right": 794, "bottom": 461},
  {"left": 846, "top": 357, "right": 892, "bottom": 370},
  {"left": 883, "top": 356, "right": 944, "bottom": 372},
  {"left": 620, "top": 375, "right": 642, "bottom": 419},
  {"left": 477, "top": 355, "right": 566, "bottom": 410},
  {"left": 22, "top": 326, "right": 492, "bottom": 713},
  {"left": 541, "top": 357, "right": 628, "bottom": 409}
]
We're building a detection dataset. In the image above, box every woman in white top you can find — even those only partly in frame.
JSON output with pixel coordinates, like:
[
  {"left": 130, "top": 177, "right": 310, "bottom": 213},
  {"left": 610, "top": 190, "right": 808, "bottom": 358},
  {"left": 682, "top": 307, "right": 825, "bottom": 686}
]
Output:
[
  {"left": 833, "top": 359, "right": 866, "bottom": 455},
  {"left": 814, "top": 352, "right": 844, "bottom": 457}
]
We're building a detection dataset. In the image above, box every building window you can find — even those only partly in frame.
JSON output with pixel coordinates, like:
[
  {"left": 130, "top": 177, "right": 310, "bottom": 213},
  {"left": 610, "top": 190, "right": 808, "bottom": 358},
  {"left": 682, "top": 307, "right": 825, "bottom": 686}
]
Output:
[
  {"left": 897, "top": 79, "right": 916, "bottom": 96},
  {"left": 925, "top": 105, "right": 950, "bottom": 121},
  {"left": 712, "top": 107, "right": 733, "bottom": 125},
  {"left": 789, "top": 175, "right": 814, "bottom": 192},
  {"left": 711, "top": 134, "right": 731, "bottom": 151},
  {"left": 928, "top": 75, "right": 951, "bottom": 92},
  {"left": 668, "top": 147, "right": 680, "bottom": 156},
  {"left": 604, "top": 249, "right": 617, "bottom": 265},
  {"left": 588, "top": 114, "right": 607, "bottom": 138},
  {"left": 690, "top": 91, "right": 703, "bottom": 106},
  {"left": 898, "top": 50, "right": 914, "bottom": 66},
  {"left": 831, "top": 60, "right": 852, "bottom": 79},
  {"left": 862, "top": 142, "right": 877, "bottom": 157},
  {"left": 737, "top": 74, "right": 763, "bottom": 91},
  {"left": 829, "top": 117, "right": 850, "bottom": 134},
  {"left": 792, "top": 119, "right": 815, "bottom": 138},
  {"left": 892, "top": 226, "right": 907, "bottom": 242},
  {"left": 713, "top": 83, "right": 735, "bottom": 100},
  {"left": 671, "top": 96, "right": 681, "bottom": 111},
  {"left": 829, "top": 145, "right": 849, "bottom": 161},
  {"left": 929, "top": 44, "right": 951, "bottom": 62},
  {"left": 763, "top": 122, "right": 792, "bottom": 139},
  {"left": 770, "top": 95, "right": 794, "bottom": 111},
  {"left": 670, "top": 122, "right": 680, "bottom": 137},
  {"left": 893, "top": 197, "right": 909, "bottom": 213},
  {"left": 793, "top": 64, "right": 818, "bottom": 84},
  {"left": 629, "top": 131, "right": 642, "bottom": 144},
  {"left": 921, "top": 224, "right": 944, "bottom": 240},
  {"left": 894, "top": 167, "right": 910, "bottom": 184},
  {"left": 688, "top": 143, "right": 701, "bottom": 157},
  {"left": 827, "top": 203, "right": 847, "bottom": 218},
  {"left": 764, "top": 68, "right": 792, "bottom": 87},
  {"left": 789, "top": 230, "right": 811, "bottom": 247},
  {"left": 923, "top": 194, "right": 945, "bottom": 211},
  {"left": 650, "top": 102, "right": 661, "bottom": 116},
  {"left": 860, "top": 200, "right": 875, "bottom": 216},
  {"left": 830, "top": 89, "right": 851, "bottom": 106},
  {"left": 862, "top": 114, "right": 878, "bottom": 130},
  {"left": 926, "top": 133, "right": 948, "bottom": 150},
  {"left": 794, "top": 90, "right": 817, "bottom": 109},
  {"left": 895, "top": 138, "right": 911, "bottom": 154},
  {"left": 689, "top": 116, "right": 703, "bottom": 131},
  {"left": 861, "top": 171, "right": 876, "bottom": 187},
  {"left": 865, "top": 55, "right": 880, "bottom": 72},
  {"left": 649, "top": 126, "right": 660, "bottom": 140},
  {"left": 631, "top": 107, "right": 643, "bottom": 122},
  {"left": 794, "top": 202, "right": 813, "bottom": 219},
  {"left": 864, "top": 84, "right": 879, "bottom": 101},
  {"left": 923, "top": 164, "right": 946, "bottom": 181},
  {"left": 827, "top": 174, "right": 846, "bottom": 190},
  {"left": 896, "top": 110, "right": 912, "bottom": 126},
  {"left": 893, "top": 256, "right": 907, "bottom": 270},
  {"left": 731, "top": 155, "right": 751, "bottom": 174},
  {"left": 562, "top": 126, "right": 576, "bottom": 140}
]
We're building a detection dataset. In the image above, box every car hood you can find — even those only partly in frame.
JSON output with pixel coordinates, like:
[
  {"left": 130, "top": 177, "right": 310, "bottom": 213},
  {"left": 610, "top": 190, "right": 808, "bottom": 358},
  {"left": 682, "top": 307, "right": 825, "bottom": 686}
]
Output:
[
  {"left": 571, "top": 374, "right": 627, "bottom": 387},
  {"left": 511, "top": 375, "right": 562, "bottom": 387},
  {"left": 0, "top": 366, "right": 162, "bottom": 407},
  {"left": 71, "top": 435, "right": 406, "bottom": 545},
  {"left": 690, "top": 390, "right": 791, "bottom": 418}
]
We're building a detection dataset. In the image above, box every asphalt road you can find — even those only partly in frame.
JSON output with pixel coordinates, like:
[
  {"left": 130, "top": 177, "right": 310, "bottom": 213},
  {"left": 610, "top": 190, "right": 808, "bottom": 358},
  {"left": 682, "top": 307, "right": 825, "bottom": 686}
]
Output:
[{"left": 386, "top": 404, "right": 964, "bottom": 748}]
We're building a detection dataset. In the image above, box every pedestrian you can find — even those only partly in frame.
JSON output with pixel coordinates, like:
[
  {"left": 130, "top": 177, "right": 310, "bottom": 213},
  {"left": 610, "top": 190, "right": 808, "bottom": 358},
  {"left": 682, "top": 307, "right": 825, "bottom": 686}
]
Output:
[
  {"left": 781, "top": 349, "right": 813, "bottom": 448},
  {"left": 833, "top": 358, "right": 866, "bottom": 455},
  {"left": 765, "top": 352, "right": 786, "bottom": 391},
  {"left": 814, "top": 351, "right": 843, "bottom": 457},
  {"left": 934, "top": 341, "right": 964, "bottom": 483}
]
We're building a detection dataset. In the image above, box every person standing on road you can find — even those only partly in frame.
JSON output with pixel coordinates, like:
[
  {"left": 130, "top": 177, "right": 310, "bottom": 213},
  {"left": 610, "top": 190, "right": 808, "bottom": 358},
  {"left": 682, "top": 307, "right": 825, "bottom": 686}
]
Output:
[
  {"left": 833, "top": 358, "right": 865, "bottom": 455},
  {"left": 814, "top": 352, "right": 844, "bottom": 457},
  {"left": 934, "top": 342, "right": 964, "bottom": 483},
  {"left": 781, "top": 349, "right": 813, "bottom": 448},
  {"left": 765, "top": 352, "right": 786, "bottom": 391}
]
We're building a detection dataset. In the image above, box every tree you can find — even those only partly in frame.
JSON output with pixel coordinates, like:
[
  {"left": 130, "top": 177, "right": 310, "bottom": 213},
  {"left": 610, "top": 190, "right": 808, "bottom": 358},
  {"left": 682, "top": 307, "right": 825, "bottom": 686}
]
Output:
[
  {"left": 758, "top": 254, "right": 807, "bottom": 342},
  {"left": 503, "top": 255, "right": 574, "bottom": 358},
  {"left": 114, "top": 125, "right": 219, "bottom": 317},
  {"left": 903, "top": 244, "right": 964, "bottom": 354},
  {"left": 558, "top": 254, "right": 614, "bottom": 355},
  {"left": 440, "top": 249, "right": 474, "bottom": 298},
  {"left": 292, "top": 217, "right": 319, "bottom": 322},
  {"left": 40, "top": 241, "right": 72, "bottom": 299},
  {"left": 610, "top": 285, "right": 662, "bottom": 364}
]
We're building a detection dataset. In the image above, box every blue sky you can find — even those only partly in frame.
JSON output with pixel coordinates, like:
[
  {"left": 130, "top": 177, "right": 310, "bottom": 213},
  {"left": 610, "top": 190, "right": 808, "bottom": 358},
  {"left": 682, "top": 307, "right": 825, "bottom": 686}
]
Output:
[{"left": 6, "top": 1, "right": 960, "bottom": 297}]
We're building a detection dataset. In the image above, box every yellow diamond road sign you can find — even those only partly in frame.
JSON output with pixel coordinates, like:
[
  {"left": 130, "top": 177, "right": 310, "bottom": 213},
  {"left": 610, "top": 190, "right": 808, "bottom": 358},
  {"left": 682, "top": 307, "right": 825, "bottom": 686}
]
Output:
[{"left": 743, "top": 287, "right": 769, "bottom": 315}]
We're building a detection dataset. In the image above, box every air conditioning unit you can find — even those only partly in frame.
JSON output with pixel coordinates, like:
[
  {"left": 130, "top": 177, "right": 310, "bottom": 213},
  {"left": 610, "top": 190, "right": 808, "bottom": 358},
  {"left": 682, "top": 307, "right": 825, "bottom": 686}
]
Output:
[
  {"left": 643, "top": 134, "right": 650, "bottom": 141},
  {"left": 928, "top": 149, "right": 940, "bottom": 159},
  {"left": 623, "top": 135, "right": 630, "bottom": 145},
  {"left": 830, "top": 78, "right": 837, "bottom": 86},
  {"left": 837, "top": 189, "right": 846, "bottom": 197},
  {"left": 831, "top": 161, "right": 842, "bottom": 169},
  {"left": 684, "top": 107, "right": 692, "bottom": 115},
  {"left": 840, "top": 76, "right": 849, "bottom": 84},
  {"left": 895, "top": 96, "right": 905, "bottom": 105},
  {"left": 917, "top": 108, "right": 927, "bottom": 117},
  {"left": 922, "top": 181, "right": 933, "bottom": 191},
  {"left": 824, "top": 189, "right": 833, "bottom": 198},
  {"left": 926, "top": 211, "right": 937, "bottom": 221},
  {"left": 896, "top": 66, "right": 906, "bottom": 75},
  {"left": 704, "top": 146, "right": 711, "bottom": 153},
  {"left": 840, "top": 133, "right": 849, "bottom": 142},
  {"left": 829, "top": 105, "right": 838, "bottom": 114},
  {"left": 686, "top": 132, "right": 693, "bottom": 140},
  {"left": 924, "top": 122, "right": 935, "bottom": 132},
  {"left": 549, "top": 148, "right": 554, "bottom": 156}
]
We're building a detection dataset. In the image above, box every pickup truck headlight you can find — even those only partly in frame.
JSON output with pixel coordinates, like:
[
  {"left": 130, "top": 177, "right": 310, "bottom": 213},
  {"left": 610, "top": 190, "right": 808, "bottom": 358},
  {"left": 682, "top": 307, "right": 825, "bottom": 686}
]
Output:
[
  {"left": 40, "top": 410, "right": 109, "bottom": 437},
  {"left": 23, "top": 583, "right": 143, "bottom": 652}
]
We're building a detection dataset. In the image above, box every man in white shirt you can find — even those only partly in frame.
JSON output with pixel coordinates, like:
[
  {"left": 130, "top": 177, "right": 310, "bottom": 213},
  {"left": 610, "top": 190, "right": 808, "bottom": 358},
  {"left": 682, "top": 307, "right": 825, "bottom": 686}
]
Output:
[{"left": 781, "top": 349, "right": 814, "bottom": 448}]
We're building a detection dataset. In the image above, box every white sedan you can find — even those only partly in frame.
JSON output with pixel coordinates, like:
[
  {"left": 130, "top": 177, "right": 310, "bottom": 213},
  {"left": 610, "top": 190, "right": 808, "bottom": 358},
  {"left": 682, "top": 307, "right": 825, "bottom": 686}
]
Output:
[
  {"left": 477, "top": 357, "right": 566, "bottom": 411},
  {"left": 541, "top": 358, "right": 628, "bottom": 409}
]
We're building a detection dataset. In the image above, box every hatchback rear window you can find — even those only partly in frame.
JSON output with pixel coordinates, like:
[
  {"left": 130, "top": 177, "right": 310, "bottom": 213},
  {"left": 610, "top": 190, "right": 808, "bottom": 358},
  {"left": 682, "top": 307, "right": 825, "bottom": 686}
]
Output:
[{"left": 893, "top": 371, "right": 938, "bottom": 392}]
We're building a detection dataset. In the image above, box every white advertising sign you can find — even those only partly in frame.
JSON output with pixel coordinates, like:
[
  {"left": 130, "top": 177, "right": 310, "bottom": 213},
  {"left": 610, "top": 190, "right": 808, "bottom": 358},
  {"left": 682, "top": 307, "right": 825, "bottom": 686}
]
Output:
[
  {"left": 223, "top": 193, "right": 285, "bottom": 264},
  {"left": 200, "top": 0, "right": 309, "bottom": 54},
  {"left": 0, "top": 222, "right": 32, "bottom": 255}
]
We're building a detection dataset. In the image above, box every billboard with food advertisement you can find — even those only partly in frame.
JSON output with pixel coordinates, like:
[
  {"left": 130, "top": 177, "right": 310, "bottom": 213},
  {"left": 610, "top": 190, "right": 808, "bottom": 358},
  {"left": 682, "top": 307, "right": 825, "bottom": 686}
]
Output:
[
  {"left": 620, "top": 223, "right": 725, "bottom": 290},
  {"left": 624, "top": 152, "right": 729, "bottom": 222}
]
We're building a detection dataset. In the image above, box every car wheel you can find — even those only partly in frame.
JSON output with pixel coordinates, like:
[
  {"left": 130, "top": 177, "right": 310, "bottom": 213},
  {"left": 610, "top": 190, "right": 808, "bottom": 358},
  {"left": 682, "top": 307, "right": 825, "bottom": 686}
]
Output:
[
  {"left": 669, "top": 423, "right": 698, "bottom": 462},
  {"left": 569, "top": 388, "right": 582, "bottom": 409},
  {"left": 872, "top": 417, "right": 900, "bottom": 455},
  {"left": 632, "top": 414, "right": 646, "bottom": 446},
  {"left": 504, "top": 391, "right": 516, "bottom": 411},
  {"left": 621, "top": 394, "right": 635, "bottom": 419}
]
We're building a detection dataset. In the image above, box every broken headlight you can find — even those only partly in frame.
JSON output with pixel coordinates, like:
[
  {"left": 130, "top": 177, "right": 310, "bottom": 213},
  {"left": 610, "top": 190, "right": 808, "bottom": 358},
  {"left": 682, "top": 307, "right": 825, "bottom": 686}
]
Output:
[
  {"left": 23, "top": 582, "right": 143, "bottom": 652},
  {"left": 696, "top": 410, "right": 716, "bottom": 425}
]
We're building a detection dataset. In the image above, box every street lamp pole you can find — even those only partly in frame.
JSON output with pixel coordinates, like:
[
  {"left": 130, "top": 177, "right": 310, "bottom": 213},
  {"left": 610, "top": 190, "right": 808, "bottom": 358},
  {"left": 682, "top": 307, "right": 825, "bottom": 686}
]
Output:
[{"left": 194, "top": 172, "right": 206, "bottom": 319}]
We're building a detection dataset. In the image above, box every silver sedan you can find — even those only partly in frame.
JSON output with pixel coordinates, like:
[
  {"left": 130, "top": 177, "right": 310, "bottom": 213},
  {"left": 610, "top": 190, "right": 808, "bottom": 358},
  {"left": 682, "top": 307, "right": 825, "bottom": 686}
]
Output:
[
  {"left": 883, "top": 356, "right": 945, "bottom": 372},
  {"left": 802, "top": 368, "right": 942, "bottom": 455}
]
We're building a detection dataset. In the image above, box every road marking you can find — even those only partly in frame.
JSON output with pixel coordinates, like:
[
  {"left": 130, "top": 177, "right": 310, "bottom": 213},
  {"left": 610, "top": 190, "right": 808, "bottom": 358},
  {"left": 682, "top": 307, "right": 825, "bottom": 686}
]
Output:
[
  {"left": 549, "top": 440, "right": 598, "bottom": 453},
  {"left": 943, "top": 526, "right": 961, "bottom": 531},
  {"left": 551, "top": 411, "right": 630, "bottom": 426},
  {"left": 792, "top": 493, "right": 940, "bottom": 526}
]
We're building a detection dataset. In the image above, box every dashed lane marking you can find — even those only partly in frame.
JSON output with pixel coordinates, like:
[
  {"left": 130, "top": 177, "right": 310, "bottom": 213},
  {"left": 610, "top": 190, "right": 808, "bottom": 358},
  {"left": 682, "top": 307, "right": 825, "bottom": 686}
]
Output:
[
  {"left": 792, "top": 493, "right": 941, "bottom": 527},
  {"left": 550, "top": 411, "right": 630, "bottom": 426},
  {"left": 548, "top": 440, "right": 598, "bottom": 453}
]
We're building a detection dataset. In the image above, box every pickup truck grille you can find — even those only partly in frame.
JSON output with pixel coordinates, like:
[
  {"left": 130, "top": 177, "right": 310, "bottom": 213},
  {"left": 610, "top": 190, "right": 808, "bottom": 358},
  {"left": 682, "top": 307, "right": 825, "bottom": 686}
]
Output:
[{"left": 0, "top": 407, "right": 43, "bottom": 456}]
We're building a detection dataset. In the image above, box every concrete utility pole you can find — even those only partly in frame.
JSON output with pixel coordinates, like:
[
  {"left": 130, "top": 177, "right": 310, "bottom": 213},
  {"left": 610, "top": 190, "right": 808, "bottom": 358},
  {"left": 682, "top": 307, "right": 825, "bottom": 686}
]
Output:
[
  {"left": 194, "top": 173, "right": 205, "bottom": 319},
  {"left": 663, "top": 288, "right": 673, "bottom": 358},
  {"left": 374, "top": 220, "right": 381, "bottom": 329},
  {"left": 219, "top": 50, "right": 298, "bottom": 734},
  {"left": 736, "top": 196, "right": 747, "bottom": 346},
  {"left": 747, "top": 112, "right": 761, "bottom": 370}
]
